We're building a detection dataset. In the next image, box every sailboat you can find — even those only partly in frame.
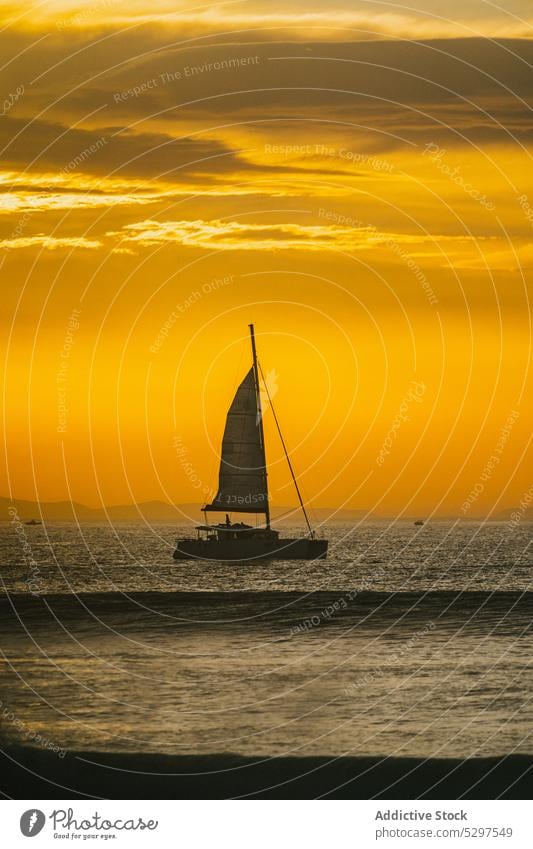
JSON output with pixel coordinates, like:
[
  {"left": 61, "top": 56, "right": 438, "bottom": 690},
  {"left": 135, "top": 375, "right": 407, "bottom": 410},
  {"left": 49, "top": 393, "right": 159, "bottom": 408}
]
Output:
[{"left": 173, "top": 324, "right": 328, "bottom": 561}]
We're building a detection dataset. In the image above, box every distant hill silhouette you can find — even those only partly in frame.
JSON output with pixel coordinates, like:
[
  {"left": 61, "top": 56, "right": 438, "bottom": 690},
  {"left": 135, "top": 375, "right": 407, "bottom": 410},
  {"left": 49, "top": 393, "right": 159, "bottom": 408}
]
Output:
[
  {"left": 491, "top": 506, "right": 533, "bottom": 522},
  {"left": 0, "top": 496, "right": 368, "bottom": 524},
  {"left": 2, "top": 496, "right": 530, "bottom": 524}
]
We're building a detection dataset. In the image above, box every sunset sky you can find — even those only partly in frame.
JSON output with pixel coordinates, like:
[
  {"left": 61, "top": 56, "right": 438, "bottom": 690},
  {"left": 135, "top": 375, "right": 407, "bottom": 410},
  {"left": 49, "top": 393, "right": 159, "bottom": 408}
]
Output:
[{"left": 0, "top": 0, "right": 531, "bottom": 520}]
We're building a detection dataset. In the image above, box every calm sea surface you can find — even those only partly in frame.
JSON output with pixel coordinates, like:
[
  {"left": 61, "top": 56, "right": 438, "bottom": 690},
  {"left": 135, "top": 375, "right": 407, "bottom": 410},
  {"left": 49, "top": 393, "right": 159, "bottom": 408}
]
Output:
[{"left": 0, "top": 522, "right": 531, "bottom": 759}]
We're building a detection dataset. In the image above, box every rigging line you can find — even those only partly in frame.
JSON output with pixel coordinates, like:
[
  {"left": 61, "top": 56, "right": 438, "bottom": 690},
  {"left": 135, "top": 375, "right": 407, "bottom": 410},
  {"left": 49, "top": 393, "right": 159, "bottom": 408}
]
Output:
[{"left": 258, "top": 361, "right": 314, "bottom": 539}]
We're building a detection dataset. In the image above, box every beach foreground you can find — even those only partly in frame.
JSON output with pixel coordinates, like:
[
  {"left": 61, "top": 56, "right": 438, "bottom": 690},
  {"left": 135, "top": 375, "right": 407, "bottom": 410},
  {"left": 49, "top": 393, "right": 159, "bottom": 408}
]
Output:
[{"left": 1, "top": 746, "right": 531, "bottom": 799}]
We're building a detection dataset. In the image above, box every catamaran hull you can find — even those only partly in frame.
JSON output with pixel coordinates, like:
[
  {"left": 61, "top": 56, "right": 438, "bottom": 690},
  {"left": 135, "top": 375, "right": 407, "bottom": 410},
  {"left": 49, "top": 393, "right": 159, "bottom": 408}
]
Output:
[{"left": 173, "top": 537, "right": 328, "bottom": 561}]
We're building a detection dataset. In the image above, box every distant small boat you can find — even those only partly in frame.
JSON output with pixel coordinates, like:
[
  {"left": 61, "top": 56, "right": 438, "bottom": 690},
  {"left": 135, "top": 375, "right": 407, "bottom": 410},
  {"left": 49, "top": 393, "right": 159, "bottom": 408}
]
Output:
[
  {"left": 414, "top": 520, "right": 424, "bottom": 526},
  {"left": 174, "top": 324, "right": 328, "bottom": 562},
  {"left": 24, "top": 519, "right": 42, "bottom": 526}
]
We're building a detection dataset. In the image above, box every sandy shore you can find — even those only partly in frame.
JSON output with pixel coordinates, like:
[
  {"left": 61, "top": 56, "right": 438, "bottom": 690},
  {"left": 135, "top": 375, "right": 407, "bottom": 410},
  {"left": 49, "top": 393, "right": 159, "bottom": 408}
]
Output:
[{"left": 1, "top": 745, "right": 531, "bottom": 799}]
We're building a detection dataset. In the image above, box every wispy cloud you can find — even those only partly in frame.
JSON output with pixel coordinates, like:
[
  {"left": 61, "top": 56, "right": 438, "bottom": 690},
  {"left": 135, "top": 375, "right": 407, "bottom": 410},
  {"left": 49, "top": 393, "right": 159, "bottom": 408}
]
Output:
[
  {"left": 108, "top": 216, "right": 481, "bottom": 255},
  {"left": 12, "top": 3, "right": 533, "bottom": 40},
  {"left": 0, "top": 190, "right": 156, "bottom": 215},
  {"left": 0, "top": 235, "right": 102, "bottom": 250}
]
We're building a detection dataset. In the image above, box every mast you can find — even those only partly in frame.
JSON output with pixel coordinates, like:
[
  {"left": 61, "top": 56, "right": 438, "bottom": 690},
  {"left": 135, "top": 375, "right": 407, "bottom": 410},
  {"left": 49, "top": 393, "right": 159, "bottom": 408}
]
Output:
[{"left": 249, "top": 323, "right": 270, "bottom": 530}]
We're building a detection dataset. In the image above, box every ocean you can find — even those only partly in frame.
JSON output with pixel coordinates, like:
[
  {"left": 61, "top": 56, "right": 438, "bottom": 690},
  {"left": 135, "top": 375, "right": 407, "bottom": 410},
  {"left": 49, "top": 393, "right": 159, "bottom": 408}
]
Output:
[{"left": 0, "top": 521, "right": 531, "bottom": 764}]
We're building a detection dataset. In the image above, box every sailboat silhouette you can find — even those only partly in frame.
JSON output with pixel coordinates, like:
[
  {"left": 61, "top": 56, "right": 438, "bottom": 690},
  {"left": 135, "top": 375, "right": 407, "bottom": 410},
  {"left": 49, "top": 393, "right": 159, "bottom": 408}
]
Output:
[{"left": 173, "top": 325, "right": 328, "bottom": 562}]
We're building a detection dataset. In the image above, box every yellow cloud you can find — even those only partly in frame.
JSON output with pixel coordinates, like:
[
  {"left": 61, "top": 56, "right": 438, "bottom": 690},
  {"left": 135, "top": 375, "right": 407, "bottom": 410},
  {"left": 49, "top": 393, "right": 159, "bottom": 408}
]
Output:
[
  {"left": 0, "top": 191, "right": 156, "bottom": 215},
  {"left": 109, "top": 216, "right": 481, "bottom": 256},
  {"left": 0, "top": 170, "right": 174, "bottom": 214},
  {"left": 10, "top": 2, "right": 533, "bottom": 40},
  {"left": 0, "top": 234, "right": 102, "bottom": 250}
]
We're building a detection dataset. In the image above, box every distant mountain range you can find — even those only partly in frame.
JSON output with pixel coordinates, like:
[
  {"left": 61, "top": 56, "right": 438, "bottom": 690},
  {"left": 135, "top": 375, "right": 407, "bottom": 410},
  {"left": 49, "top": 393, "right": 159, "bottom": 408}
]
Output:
[
  {"left": 0, "top": 496, "right": 368, "bottom": 524},
  {"left": 1, "top": 496, "right": 531, "bottom": 524}
]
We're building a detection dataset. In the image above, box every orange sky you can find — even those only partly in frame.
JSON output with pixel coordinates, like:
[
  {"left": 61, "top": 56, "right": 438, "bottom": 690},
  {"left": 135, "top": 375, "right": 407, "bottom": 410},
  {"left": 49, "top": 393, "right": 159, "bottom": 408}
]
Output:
[{"left": 0, "top": 1, "right": 531, "bottom": 519}]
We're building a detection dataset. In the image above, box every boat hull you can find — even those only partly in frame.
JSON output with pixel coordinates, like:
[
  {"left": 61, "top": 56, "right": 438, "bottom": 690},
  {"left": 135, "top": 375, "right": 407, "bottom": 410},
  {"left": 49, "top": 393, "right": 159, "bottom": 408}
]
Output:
[{"left": 173, "top": 537, "right": 328, "bottom": 561}]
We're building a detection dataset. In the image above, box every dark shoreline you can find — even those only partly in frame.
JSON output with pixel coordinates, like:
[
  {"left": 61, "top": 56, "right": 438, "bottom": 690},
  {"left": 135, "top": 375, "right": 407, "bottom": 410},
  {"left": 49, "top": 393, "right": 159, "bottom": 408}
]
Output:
[{"left": 1, "top": 746, "right": 531, "bottom": 799}]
